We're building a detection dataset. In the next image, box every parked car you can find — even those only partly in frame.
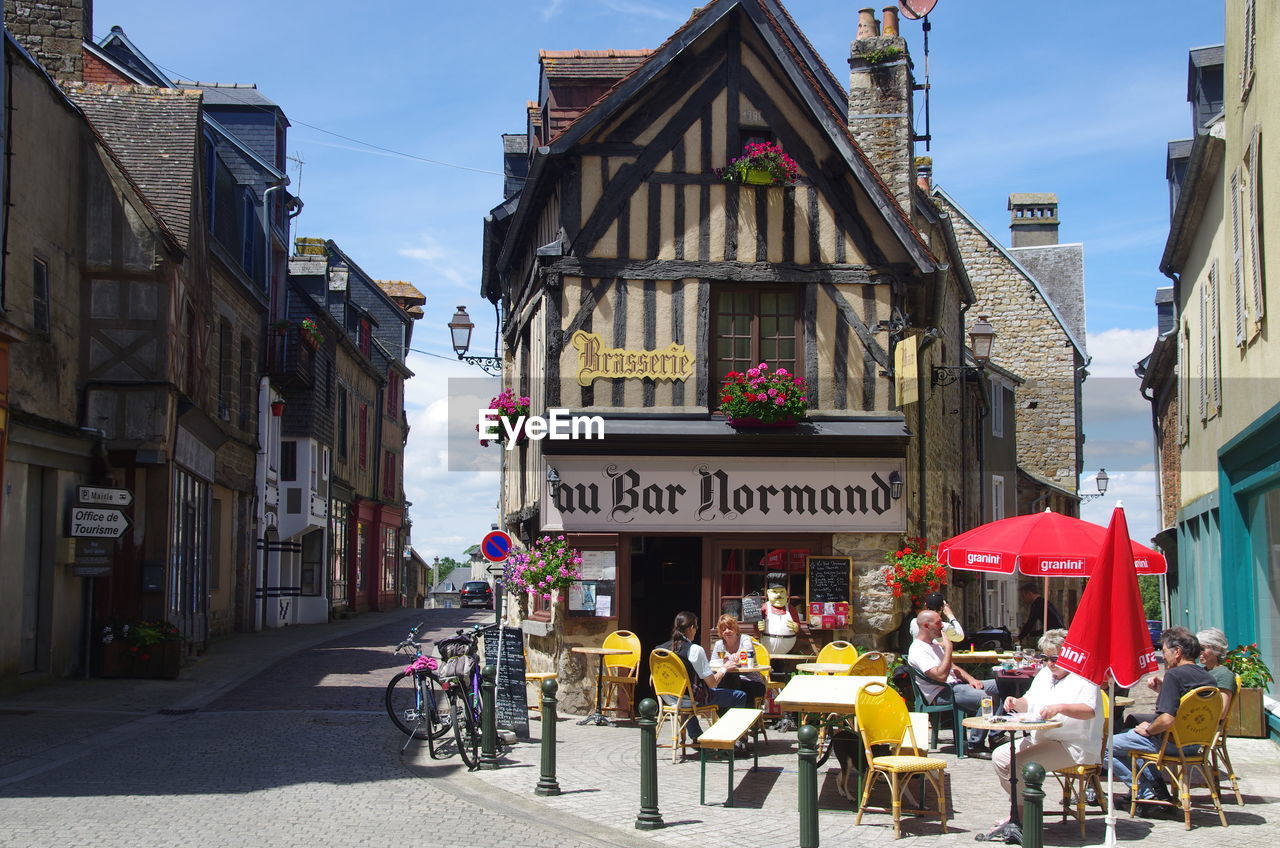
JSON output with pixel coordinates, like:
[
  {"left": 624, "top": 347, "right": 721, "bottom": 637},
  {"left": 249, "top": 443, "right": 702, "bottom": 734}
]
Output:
[
  {"left": 1147, "top": 619, "right": 1164, "bottom": 650},
  {"left": 461, "top": 581, "right": 494, "bottom": 609}
]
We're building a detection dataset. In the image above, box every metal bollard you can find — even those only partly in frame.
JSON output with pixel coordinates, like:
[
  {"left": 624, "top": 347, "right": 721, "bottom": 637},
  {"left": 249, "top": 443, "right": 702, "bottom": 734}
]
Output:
[
  {"left": 635, "top": 698, "right": 665, "bottom": 830},
  {"left": 535, "top": 678, "right": 561, "bottom": 796},
  {"left": 1021, "top": 762, "right": 1046, "bottom": 848},
  {"left": 797, "top": 724, "right": 820, "bottom": 848},
  {"left": 479, "top": 664, "right": 499, "bottom": 769}
]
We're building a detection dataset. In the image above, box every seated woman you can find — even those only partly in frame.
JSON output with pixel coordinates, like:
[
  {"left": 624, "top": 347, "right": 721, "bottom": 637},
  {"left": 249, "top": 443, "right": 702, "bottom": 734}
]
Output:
[
  {"left": 710, "top": 614, "right": 766, "bottom": 703},
  {"left": 657, "top": 611, "right": 747, "bottom": 742},
  {"left": 978, "top": 628, "right": 1102, "bottom": 843}
]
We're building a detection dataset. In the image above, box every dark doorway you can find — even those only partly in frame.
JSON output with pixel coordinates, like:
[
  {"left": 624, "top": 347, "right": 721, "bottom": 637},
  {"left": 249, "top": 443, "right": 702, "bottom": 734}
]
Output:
[{"left": 629, "top": 535, "right": 702, "bottom": 702}]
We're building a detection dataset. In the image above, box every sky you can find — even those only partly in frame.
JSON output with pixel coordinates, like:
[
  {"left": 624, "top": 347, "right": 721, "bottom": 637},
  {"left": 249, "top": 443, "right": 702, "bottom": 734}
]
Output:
[{"left": 93, "top": 0, "right": 1226, "bottom": 556}]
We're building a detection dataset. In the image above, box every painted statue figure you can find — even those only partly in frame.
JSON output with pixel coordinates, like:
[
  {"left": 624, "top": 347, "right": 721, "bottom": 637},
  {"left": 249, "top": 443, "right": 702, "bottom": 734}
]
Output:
[{"left": 757, "top": 572, "right": 801, "bottom": 655}]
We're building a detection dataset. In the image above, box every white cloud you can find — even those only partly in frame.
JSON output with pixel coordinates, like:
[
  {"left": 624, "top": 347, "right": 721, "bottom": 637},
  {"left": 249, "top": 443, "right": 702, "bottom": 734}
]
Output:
[
  {"left": 1086, "top": 327, "right": 1158, "bottom": 377},
  {"left": 397, "top": 233, "right": 479, "bottom": 289},
  {"left": 541, "top": 0, "right": 564, "bottom": 21}
]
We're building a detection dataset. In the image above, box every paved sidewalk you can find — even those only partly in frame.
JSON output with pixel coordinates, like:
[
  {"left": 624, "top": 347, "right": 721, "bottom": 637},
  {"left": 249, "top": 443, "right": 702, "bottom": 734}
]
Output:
[{"left": 456, "top": 678, "right": 1280, "bottom": 847}]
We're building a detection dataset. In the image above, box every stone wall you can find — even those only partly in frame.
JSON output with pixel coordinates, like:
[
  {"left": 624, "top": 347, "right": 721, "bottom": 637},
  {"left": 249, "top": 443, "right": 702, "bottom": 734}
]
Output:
[
  {"left": 848, "top": 35, "right": 914, "bottom": 215},
  {"left": 3, "top": 0, "right": 87, "bottom": 82}
]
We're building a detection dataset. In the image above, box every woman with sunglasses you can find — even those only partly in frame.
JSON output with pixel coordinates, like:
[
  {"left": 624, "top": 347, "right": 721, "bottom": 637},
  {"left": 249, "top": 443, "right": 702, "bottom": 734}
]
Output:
[{"left": 978, "top": 628, "right": 1102, "bottom": 842}]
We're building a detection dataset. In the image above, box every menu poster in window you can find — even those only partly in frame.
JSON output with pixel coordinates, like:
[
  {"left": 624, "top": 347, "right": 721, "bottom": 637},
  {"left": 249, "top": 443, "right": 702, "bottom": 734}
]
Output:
[
  {"left": 740, "top": 593, "right": 764, "bottom": 624},
  {"left": 806, "top": 556, "right": 852, "bottom": 628},
  {"left": 568, "top": 579, "right": 617, "bottom": 617}
]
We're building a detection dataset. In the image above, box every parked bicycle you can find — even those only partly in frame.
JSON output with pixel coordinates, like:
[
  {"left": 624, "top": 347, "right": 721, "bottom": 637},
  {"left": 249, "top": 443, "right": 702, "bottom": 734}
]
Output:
[
  {"left": 386, "top": 621, "right": 451, "bottom": 749},
  {"left": 433, "top": 622, "right": 501, "bottom": 770}
]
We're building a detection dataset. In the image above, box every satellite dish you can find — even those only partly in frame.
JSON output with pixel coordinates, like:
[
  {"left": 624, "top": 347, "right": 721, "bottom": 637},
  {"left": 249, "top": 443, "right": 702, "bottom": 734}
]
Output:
[{"left": 899, "top": 0, "right": 938, "bottom": 21}]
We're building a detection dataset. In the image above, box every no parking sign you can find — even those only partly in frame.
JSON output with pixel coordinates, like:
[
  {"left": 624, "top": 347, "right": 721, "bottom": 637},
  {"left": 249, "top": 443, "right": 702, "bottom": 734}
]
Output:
[{"left": 480, "top": 530, "right": 513, "bottom": 563}]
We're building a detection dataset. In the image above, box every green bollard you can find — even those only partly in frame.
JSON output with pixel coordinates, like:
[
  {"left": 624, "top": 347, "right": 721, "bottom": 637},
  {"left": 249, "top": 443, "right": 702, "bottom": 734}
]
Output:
[
  {"left": 1021, "top": 762, "right": 1045, "bottom": 848},
  {"left": 479, "top": 664, "right": 499, "bottom": 770},
  {"left": 797, "top": 724, "right": 820, "bottom": 848},
  {"left": 635, "top": 698, "right": 665, "bottom": 830},
  {"left": 535, "top": 678, "right": 561, "bottom": 796}
]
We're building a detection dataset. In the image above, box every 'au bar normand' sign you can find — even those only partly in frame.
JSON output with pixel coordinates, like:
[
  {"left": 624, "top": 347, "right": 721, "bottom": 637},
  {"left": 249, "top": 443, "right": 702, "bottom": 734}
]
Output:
[{"left": 541, "top": 457, "right": 905, "bottom": 533}]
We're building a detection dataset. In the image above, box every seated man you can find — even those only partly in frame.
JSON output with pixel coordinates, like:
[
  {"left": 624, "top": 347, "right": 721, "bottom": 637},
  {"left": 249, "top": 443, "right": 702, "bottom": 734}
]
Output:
[
  {"left": 1106, "top": 626, "right": 1215, "bottom": 816},
  {"left": 978, "top": 628, "right": 1102, "bottom": 843},
  {"left": 909, "top": 610, "right": 1002, "bottom": 754}
]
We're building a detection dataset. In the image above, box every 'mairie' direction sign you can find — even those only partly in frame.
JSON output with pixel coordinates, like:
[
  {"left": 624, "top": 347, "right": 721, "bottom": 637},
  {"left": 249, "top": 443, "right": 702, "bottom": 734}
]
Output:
[
  {"left": 78, "top": 486, "right": 133, "bottom": 507},
  {"left": 69, "top": 507, "right": 130, "bottom": 539}
]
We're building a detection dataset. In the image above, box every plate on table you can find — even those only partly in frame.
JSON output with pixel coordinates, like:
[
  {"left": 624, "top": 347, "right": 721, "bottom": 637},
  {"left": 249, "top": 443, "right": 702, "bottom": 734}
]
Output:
[{"left": 1013, "top": 712, "right": 1045, "bottom": 723}]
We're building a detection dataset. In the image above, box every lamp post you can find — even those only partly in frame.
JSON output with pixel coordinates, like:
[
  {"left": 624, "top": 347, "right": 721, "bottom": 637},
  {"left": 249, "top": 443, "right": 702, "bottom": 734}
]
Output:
[
  {"left": 448, "top": 305, "right": 502, "bottom": 376},
  {"left": 1079, "top": 468, "right": 1109, "bottom": 504},
  {"left": 931, "top": 314, "right": 997, "bottom": 387}
]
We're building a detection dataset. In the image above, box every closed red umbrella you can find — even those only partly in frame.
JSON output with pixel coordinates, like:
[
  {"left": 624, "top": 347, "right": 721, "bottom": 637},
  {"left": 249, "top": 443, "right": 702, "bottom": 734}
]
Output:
[
  {"left": 936, "top": 509, "right": 1167, "bottom": 577},
  {"left": 1056, "top": 504, "right": 1159, "bottom": 848}
]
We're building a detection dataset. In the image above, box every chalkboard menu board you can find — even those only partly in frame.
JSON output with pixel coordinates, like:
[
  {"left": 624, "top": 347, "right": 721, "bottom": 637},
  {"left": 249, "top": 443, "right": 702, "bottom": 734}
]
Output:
[
  {"left": 483, "top": 626, "right": 530, "bottom": 741},
  {"left": 806, "top": 556, "right": 852, "bottom": 604},
  {"left": 740, "top": 594, "right": 764, "bottom": 624}
]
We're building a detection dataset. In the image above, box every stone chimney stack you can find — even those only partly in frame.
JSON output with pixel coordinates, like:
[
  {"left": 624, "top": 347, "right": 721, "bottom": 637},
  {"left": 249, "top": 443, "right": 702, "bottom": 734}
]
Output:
[
  {"left": 848, "top": 7, "right": 915, "bottom": 214},
  {"left": 1008, "top": 193, "right": 1060, "bottom": 247},
  {"left": 3, "top": 0, "right": 92, "bottom": 82}
]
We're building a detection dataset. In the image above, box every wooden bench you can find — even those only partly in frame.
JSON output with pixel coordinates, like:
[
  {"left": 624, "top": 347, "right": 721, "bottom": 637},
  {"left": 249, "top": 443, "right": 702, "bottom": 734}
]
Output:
[{"left": 698, "top": 707, "right": 763, "bottom": 806}]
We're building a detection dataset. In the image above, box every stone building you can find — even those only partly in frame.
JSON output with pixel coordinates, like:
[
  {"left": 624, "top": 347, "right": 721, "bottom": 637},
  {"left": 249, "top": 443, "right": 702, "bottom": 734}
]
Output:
[
  {"left": 1140, "top": 1, "right": 1278, "bottom": 737},
  {"left": 481, "top": 1, "right": 988, "bottom": 712}
]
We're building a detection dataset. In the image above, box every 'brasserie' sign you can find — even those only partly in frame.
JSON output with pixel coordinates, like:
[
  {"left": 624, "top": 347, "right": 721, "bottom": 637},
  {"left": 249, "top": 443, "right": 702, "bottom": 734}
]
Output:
[{"left": 541, "top": 457, "right": 905, "bottom": 533}]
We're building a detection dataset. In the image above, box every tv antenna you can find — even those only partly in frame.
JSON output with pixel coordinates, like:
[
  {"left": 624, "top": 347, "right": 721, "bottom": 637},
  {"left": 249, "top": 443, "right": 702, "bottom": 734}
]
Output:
[{"left": 899, "top": 0, "right": 938, "bottom": 151}]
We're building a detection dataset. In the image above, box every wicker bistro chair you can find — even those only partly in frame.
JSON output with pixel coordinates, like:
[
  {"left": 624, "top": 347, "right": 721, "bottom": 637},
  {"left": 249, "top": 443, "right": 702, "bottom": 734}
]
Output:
[
  {"left": 854, "top": 682, "right": 950, "bottom": 839},
  {"left": 903, "top": 662, "right": 968, "bottom": 758},
  {"left": 1128, "top": 685, "right": 1228, "bottom": 829},
  {"left": 850, "top": 651, "right": 889, "bottom": 677},
  {"left": 1209, "top": 676, "right": 1243, "bottom": 804},
  {"left": 600, "top": 630, "right": 642, "bottom": 720},
  {"left": 650, "top": 648, "right": 719, "bottom": 763},
  {"left": 816, "top": 641, "right": 860, "bottom": 672},
  {"left": 1052, "top": 691, "right": 1110, "bottom": 836}
]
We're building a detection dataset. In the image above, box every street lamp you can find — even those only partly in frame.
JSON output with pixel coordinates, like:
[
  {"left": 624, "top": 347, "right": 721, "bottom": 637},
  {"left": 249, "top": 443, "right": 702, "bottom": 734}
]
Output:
[
  {"left": 1080, "top": 468, "right": 1110, "bottom": 503},
  {"left": 931, "top": 315, "right": 997, "bottom": 387},
  {"left": 888, "top": 470, "right": 904, "bottom": 500},
  {"left": 448, "top": 305, "right": 502, "bottom": 376}
]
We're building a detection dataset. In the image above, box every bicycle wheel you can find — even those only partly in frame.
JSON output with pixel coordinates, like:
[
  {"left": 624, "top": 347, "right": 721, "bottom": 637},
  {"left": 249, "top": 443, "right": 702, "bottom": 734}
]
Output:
[
  {"left": 452, "top": 687, "right": 481, "bottom": 769},
  {"left": 385, "top": 672, "right": 449, "bottom": 740}
]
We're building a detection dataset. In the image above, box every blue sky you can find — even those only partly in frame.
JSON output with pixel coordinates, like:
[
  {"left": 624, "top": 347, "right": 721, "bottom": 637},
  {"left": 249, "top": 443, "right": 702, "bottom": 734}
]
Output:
[{"left": 94, "top": 0, "right": 1225, "bottom": 557}]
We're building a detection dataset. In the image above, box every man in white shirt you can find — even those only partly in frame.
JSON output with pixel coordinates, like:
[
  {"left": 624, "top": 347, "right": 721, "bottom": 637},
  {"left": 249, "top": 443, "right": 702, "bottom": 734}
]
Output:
[
  {"left": 909, "top": 610, "right": 1001, "bottom": 754},
  {"left": 908, "top": 592, "right": 966, "bottom": 643}
]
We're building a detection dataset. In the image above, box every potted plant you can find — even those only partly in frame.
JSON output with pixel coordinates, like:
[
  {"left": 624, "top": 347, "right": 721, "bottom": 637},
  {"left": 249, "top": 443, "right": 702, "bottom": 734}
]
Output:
[
  {"left": 270, "top": 399, "right": 285, "bottom": 417},
  {"left": 300, "top": 317, "right": 325, "bottom": 349},
  {"left": 504, "top": 534, "right": 584, "bottom": 602},
  {"left": 718, "top": 141, "right": 799, "bottom": 186},
  {"left": 98, "top": 619, "right": 184, "bottom": 679},
  {"left": 1224, "top": 642, "right": 1274, "bottom": 737},
  {"left": 477, "top": 388, "right": 530, "bottom": 447},
  {"left": 272, "top": 319, "right": 291, "bottom": 336},
  {"left": 717, "top": 363, "right": 809, "bottom": 426},
  {"left": 881, "top": 536, "right": 946, "bottom": 605}
]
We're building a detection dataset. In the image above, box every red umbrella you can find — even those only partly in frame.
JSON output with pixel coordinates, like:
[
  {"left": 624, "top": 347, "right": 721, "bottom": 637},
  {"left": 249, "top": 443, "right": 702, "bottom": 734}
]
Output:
[
  {"left": 1056, "top": 504, "right": 1159, "bottom": 848},
  {"left": 936, "top": 509, "right": 1167, "bottom": 576}
]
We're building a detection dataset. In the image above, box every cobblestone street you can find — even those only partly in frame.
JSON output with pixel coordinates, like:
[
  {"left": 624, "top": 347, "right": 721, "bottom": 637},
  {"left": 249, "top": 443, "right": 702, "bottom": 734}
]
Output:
[{"left": 1, "top": 609, "right": 1276, "bottom": 848}]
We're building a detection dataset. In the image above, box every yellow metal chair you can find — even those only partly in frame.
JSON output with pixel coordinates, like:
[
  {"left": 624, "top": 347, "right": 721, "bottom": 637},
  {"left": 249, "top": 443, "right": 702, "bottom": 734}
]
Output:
[
  {"left": 1129, "top": 685, "right": 1228, "bottom": 829},
  {"left": 650, "top": 648, "right": 719, "bottom": 763},
  {"left": 854, "top": 681, "right": 949, "bottom": 839},
  {"left": 1209, "top": 676, "right": 1243, "bottom": 804},
  {"left": 524, "top": 645, "right": 557, "bottom": 713},
  {"left": 849, "top": 651, "right": 888, "bottom": 677},
  {"left": 600, "top": 630, "right": 642, "bottom": 720},
  {"left": 816, "top": 641, "right": 859, "bottom": 674},
  {"left": 749, "top": 641, "right": 781, "bottom": 741},
  {"left": 1052, "top": 691, "right": 1110, "bottom": 835}
]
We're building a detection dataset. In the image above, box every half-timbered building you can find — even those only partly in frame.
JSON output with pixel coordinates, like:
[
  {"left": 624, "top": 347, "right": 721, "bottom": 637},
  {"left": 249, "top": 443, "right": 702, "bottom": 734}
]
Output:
[{"left": 484, "top": 1, "right": 988, "bottom": 710}]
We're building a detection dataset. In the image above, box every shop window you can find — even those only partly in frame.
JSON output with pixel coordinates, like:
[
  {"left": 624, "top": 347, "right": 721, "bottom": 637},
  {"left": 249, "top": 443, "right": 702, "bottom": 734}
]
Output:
[
  {"left": 719, "top": 546, "right": 808, "bottom": 620},
  {"left": 329, "top": 501, "right": 349, "bottom": 607},
  {"left": 382, "top": 526, "right": 399, "bottom": 593},
  {"left": 712, "top": 287, "right": 800, "bottom": 391}
]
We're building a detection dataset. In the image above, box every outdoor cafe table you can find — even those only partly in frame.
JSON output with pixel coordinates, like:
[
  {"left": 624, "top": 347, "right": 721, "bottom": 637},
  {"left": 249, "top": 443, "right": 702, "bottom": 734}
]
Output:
[
  {"left": 963, "top": 715, "right": 1061, "bottom": 843},
  {"left": 764, "top": 653, "right": 816, "bottom": 730},
  {"left": 950, "top": 651, "right": 1017, "bottom": 665},
  {"left": 795, "top": 662, "right": 854, "bottom": 675},
  {"left": 570, "top": 646, "right": 633, "bottom": 727}
]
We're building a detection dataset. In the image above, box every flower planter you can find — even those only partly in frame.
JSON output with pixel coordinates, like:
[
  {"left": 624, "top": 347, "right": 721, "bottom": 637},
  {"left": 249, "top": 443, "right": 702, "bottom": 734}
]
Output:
[
  {"left": 1226, "top": 686, "right": 1267, "bottom": 737},
  {"left": 98, "top": 640, "right": 182, "bottom": 680},
  {"left": 270, "top": 401, "right": 285, "bottom": 417},
  {"left": 727, "top": 416, "right": 799, "bottom": 428},
  {"left": 744, "top": 168, "right": 775, "bottom": 186}
]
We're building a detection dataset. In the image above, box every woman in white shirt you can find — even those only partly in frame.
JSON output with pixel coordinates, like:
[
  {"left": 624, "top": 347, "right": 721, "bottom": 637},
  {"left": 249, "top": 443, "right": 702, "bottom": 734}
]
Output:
[
  {"left": 710, "top": 614, "right": 766, "bottom": 702},
  {"left": 980, "top": 628, "right": 1101, "bottom": 840}
]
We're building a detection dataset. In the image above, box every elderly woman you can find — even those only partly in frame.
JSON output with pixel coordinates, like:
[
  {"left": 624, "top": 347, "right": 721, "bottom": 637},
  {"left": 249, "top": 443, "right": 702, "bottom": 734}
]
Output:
[
  {"left": 710, "top": 614, "right": 766, "bottom": 703},
  {"left": 977, "top": 628, "right": 1102, "bottom": 843},
  {"left": 1197, "top": 627, "right": 1237, "bottom": 717}
]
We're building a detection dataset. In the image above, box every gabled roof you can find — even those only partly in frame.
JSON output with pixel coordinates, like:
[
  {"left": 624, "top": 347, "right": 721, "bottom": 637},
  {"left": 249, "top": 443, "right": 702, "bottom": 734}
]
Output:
[
  {"left": 933, "top": 185, "right": 1087, "bottom": 359},
  {"left": 205, "top": 114, "right": 285, "bottom": 180},
  {"left": 64, "top": 83, "right": 202, "bottom": 251},
  {"left": 496, "top": 0, "right": 937, "bottom": 282},
  {"left": 95, "top": 26, "right": 170, "bottom": 87},
  {"left": 1160, "top": 128, "right": 1225, "bottom": 276}
]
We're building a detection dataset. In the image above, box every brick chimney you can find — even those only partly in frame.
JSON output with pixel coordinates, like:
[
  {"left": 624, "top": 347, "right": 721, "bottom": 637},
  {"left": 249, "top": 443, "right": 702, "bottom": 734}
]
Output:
[
  {"left": 848, "top": 7, "right": 915, "bottom": 214},
  {"left": 4, "top": 0, "right": 92, "bottom": 82},
  {"left": 1008, "top": 193, "right": 1060, "bottom": 247}
]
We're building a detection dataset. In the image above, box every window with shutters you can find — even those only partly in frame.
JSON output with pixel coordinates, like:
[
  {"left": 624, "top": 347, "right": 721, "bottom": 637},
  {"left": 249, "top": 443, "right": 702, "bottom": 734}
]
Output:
[
  {"left": 1246, "top": 126, "right": 1264, "bottom": 333},
  {"left": 1242, "top": 0, "right": 1256, "bottom": 100},
  {"left": 1231, "top": 167, "right": 1247, "bottom": 346},
  {"left": 711, "top": 287, "right": 801, "bottom": 391},
  {"left": 1179, "top": 321, "right": 1190, "bottom": 444},
  {"left": 992, "top": 475, "right": 1006, "bottom": 521},
  {"left": 1208, "top": 262, "right": 1221, "bottom": 418},
  {"left": 1198, "top": 284, "right": 1208, "bottom": 423}
]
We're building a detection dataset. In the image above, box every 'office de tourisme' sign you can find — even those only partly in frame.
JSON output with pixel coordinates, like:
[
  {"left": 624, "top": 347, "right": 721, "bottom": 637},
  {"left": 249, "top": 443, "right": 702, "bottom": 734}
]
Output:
[{"left": 540, "top": 457, "right": 905, "bottom": 533}]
